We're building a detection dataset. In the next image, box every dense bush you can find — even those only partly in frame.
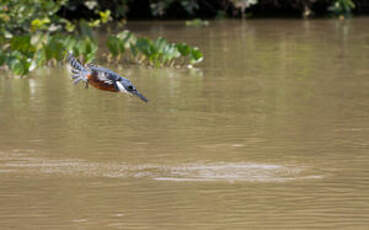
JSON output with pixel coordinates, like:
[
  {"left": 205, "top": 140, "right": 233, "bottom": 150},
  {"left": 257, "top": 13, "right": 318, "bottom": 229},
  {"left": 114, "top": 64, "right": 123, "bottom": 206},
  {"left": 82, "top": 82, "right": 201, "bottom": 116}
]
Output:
[
  {"left": 0, "top": 0, "right": 103, "bottom": 75},
  {"left": 0, "top": 0, "right": 204, "bottom": 76}
]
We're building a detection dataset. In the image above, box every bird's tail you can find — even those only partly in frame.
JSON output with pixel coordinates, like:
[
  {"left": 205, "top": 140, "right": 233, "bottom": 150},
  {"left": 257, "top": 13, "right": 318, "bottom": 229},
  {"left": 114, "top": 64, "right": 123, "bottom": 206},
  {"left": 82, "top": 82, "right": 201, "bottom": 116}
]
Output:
[{"left": 66, "top": 52, "right": 90, "bottom": 85}]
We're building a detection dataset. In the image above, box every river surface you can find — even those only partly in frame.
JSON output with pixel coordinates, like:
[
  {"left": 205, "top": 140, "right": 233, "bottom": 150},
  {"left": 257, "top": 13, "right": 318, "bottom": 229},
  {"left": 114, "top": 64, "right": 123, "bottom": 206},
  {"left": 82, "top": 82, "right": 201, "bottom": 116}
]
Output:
[{"left": 1, "top": 18, "right": 369, "bottom": 229}]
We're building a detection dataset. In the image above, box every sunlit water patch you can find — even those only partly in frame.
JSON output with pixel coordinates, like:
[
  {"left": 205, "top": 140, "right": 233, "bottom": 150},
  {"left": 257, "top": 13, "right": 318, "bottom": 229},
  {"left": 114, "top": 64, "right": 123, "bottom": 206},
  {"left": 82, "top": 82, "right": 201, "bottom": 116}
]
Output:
[
  {"left": 0, "top": 150, "right": 322, "bottom": 183},
  {"left": 153, "top": 163, "right": 323, "bottom": 182}
]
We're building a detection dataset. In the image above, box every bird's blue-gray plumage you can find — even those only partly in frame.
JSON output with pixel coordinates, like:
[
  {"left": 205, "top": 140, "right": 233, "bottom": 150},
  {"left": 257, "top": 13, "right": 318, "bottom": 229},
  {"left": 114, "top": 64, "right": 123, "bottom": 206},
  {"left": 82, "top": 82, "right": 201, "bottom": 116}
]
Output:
[{"left": 66, "top": 53, "right": 148, "bottom": 102}]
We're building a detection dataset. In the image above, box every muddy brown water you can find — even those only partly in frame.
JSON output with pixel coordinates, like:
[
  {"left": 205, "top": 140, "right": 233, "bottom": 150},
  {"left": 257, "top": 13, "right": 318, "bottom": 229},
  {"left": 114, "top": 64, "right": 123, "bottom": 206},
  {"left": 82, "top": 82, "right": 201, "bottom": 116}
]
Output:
[{"left": 1, "top": 18, "right": 369, "bottom": 229}]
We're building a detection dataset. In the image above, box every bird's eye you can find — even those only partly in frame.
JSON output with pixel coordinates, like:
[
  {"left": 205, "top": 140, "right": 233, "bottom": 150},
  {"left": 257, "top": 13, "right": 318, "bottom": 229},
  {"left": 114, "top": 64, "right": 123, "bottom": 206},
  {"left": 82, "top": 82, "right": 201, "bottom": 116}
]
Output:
[{"left": 127, "top": 85, "right": 134, "bottom": 91}]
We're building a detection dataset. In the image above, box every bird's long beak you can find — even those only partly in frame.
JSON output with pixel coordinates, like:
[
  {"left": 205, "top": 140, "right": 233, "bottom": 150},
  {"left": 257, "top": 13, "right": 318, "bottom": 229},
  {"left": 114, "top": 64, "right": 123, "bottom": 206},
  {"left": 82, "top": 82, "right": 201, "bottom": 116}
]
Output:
[{"left": 132, "top": 90, "right": 148, "bottom": 103}]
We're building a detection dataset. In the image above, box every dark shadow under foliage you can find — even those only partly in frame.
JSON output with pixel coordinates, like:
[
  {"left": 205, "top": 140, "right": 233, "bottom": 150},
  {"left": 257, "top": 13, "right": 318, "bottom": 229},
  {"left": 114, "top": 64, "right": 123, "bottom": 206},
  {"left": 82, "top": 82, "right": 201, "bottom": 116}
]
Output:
[{"left": 58, "top": 0, "right": 369, "bottom": 20}]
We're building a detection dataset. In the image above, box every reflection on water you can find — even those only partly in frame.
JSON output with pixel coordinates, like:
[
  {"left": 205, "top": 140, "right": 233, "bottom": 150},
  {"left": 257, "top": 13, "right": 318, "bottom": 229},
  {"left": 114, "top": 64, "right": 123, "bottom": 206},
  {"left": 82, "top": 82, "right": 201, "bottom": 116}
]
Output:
[
  {"left": 1, "top": 18, "right": 369, "bottom": 229},
  {"left": 0, "top": 150, "right": 322, "bottom": 182}
]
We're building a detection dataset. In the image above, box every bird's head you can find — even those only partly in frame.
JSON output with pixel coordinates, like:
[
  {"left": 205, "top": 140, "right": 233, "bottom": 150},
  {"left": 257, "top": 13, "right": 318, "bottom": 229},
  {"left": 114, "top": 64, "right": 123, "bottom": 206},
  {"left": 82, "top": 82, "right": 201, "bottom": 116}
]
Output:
[{"left": 117, "top": 79, "right": 148, "bottom": 103}]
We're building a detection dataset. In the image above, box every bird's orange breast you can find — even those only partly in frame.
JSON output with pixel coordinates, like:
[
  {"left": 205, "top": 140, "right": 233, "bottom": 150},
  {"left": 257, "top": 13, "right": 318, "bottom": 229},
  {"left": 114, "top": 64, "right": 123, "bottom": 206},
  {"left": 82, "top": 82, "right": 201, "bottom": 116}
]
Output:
[{"left": 87, "top": 73, "right": 117, "bottom": 92}]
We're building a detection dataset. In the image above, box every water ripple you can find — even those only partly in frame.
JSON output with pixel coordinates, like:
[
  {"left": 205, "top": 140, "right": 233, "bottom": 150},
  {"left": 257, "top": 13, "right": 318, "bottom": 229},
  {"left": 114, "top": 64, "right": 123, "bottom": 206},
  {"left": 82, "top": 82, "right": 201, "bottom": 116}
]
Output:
[{"left": 0, "top": 151, "right": 322, "bottom": 183}]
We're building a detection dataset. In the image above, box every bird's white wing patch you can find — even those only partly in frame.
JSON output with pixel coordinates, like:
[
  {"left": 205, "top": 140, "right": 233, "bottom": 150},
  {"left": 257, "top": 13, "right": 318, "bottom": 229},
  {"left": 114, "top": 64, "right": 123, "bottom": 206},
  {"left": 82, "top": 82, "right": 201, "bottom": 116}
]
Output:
[{"left": 116, "top": 81, "right": 128, "bottom": 93}]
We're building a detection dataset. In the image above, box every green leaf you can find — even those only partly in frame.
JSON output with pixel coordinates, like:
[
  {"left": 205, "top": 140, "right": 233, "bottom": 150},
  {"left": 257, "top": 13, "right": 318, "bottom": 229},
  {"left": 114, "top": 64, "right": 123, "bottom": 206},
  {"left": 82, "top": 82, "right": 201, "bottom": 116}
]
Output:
[
  {"left": 107, "top": 36, "right": 120, "bottom": 57},
  {"left": 82, "top": 38, "right": 97, "bottom": 62},
  {"left": 190, "top": 47, "right": 204, "bottom": 64},
  {"left": 0, "top": 50, "right": 5, "bottom": 66},
  {"left": 176, "top": 43, "right": 191, "bottom": 56},
  {"left": 136, "top": 37, "right": 153, "bottom": 57},
  {"left": 10, "top": 35, "right": 35, "bottom": 57},
  {"left": 34, "top": 49, "right": 47, "bottom": 67},
  {"left": 99, "top": 10, "right": 111, "bottom": 23},
  {"left": 154, "top": 37, "right": 168, "bottom": 53},
  {"left": 31, "top": 17, "right": 50, "bottom": 31},
  {"left": 7, "top": 52, "right": 30, "bottom": 76},
  {"left": 65, "top": 20, "right": 76, "bottom": 32},
  {"left": 88, "top": 19, "right": 101, "bottom": 28},
  {"left": 79, "top": 20, "right": 94, "bottom": 39}
]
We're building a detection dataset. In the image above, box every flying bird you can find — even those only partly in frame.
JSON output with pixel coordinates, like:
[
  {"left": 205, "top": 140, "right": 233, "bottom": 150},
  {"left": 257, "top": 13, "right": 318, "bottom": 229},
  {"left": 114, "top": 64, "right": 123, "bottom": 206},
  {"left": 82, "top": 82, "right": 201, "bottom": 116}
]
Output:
[{"left": 66, "top": 53, "right": 148, "bottom": 102}]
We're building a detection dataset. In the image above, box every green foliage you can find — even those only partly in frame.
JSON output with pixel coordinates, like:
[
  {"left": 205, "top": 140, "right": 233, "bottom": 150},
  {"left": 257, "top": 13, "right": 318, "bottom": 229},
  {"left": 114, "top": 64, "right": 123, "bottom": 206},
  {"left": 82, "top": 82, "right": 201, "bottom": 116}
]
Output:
[
  {"left": 0, "top": 0, "right": 68, "bottom": 35},
  {"left": 0, "top": 32, "right": 98, "bottom": 76},
  {"left": 106, "top": 31, "right": 203, "bottom": 67},
  {"left": 0, "top": 0, "right": 109, "bottom": 76},
  {"left": 185, "top": 18, "right": 209, "bottom": 27},
  {"left": 0, "top": 0, "right": 204, "bottom": 76},
  {"left": 189, "top": 47, "right": 203, "bottom": 65},
  {"left": 76, "top": 0, "right": 128, "bottom": 19},
  {"left": 328, "top": 0, "right": 355, "bottom": 15},
  {"left": 0, "top": 0, "right": 112, "bottom": 36}
]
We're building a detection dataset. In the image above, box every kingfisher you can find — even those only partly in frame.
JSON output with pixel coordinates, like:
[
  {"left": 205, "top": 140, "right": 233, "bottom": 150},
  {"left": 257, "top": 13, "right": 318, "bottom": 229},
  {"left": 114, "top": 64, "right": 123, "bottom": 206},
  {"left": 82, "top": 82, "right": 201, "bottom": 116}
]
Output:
[{"left": 66, "top": 53, "right": 148, "bottom": 102}]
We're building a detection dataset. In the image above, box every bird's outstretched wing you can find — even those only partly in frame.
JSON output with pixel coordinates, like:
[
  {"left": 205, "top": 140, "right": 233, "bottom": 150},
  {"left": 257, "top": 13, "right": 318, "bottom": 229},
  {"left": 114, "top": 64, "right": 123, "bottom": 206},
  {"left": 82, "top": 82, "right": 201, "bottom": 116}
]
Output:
[{"left": 66, "top": 53, "right": 91, "bottom": 86}]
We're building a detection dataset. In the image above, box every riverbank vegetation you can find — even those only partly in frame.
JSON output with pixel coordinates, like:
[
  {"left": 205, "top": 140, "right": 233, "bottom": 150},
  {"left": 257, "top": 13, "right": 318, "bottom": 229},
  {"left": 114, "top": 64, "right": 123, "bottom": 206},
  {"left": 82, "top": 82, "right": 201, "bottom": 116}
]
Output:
[
  {"left": 0, "top": 0, "right": 366, "bottom": 76},
  {"left": 107, "top": 31, "right": 203, "bottom": 67},
  {"left": 0, "top": 0, "right": 203, "bottom": 76}
]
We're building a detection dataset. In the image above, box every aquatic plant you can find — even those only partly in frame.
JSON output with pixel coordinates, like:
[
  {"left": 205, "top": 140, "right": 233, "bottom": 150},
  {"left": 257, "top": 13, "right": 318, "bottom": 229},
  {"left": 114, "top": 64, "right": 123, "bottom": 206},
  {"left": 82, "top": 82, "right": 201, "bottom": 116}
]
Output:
[
  {"left": 106, "top": 31, "right": 203, "bottom": 67},
  {"left": 0, "top": 33, "right": 98, "bottom": 76},
  {"left": 185, "top": 18, "right": 209, "bottom": 27},
  {"left": 1, "top": 30, "right": 203, "bottom": 76}
]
